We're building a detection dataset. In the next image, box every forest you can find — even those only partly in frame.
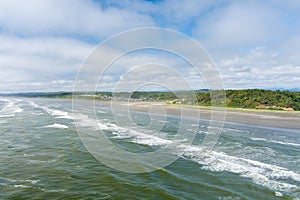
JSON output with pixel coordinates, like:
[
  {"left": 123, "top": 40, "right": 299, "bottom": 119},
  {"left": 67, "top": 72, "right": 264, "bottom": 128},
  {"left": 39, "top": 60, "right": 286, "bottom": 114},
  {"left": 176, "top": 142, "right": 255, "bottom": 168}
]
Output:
[
  {"left": 122, "top": 89, "right": 300, "bottom": 111},
  {"left": 2, "top": 89, "right": 299, "bottom": 111}
]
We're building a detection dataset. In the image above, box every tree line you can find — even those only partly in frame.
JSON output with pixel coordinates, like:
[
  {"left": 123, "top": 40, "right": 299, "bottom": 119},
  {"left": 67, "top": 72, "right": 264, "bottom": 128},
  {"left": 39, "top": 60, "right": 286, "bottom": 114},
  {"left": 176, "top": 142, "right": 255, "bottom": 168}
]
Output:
[
  {"left": 128, "top": 89, "right": 300, "bottom": 111},
  {"left": 3, "top": 89, "right": 299, "bottom": 111}
]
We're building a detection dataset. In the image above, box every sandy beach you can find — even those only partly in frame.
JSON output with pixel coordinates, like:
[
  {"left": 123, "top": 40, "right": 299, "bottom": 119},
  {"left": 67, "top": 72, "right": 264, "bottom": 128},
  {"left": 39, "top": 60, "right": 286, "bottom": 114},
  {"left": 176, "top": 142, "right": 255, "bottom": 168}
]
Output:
[{"left": 94, "top": 101, "right": 300, "bottom": 130}]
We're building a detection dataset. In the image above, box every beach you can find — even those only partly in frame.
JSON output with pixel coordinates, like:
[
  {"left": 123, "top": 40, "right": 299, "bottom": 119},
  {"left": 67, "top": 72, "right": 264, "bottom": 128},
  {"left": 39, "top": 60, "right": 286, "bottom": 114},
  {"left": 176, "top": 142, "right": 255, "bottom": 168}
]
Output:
[{"left": 94, "top": 101, "right": 300, "bottom": 130}]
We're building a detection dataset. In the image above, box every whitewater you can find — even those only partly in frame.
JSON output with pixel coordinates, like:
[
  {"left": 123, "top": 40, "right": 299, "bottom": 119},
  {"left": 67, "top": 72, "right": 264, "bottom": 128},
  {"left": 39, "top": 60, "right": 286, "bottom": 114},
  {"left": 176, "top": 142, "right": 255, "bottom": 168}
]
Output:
[{"left": 0, "top": 97, "right": 299, "bottom": 199}]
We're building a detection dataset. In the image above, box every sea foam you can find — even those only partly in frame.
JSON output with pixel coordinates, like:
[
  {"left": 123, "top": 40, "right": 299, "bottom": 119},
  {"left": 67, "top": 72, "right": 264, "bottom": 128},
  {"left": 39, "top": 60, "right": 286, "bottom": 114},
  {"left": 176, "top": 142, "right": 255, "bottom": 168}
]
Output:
[
  {"left": 73, "top": 113, "right": 300, "bottom": 194},
  {"left": 250, "top": 137, "right": 300, "bottom": 147},
  {"left": 0, "top": 98, "right": 24, "bottom": 117},
  {"left": 181, "top": 144, "right": 300, "bottom": 193},
  {"left": 44, "top": 123, "right": 68, "bottom": 129}
]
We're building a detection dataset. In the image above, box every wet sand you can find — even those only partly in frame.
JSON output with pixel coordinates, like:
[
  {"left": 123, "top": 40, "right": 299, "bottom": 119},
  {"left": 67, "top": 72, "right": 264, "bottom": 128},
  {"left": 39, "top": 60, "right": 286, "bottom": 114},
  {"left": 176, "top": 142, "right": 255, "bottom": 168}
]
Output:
[{"left": 96, "top": 101, "right": 300, "bottom": 130}]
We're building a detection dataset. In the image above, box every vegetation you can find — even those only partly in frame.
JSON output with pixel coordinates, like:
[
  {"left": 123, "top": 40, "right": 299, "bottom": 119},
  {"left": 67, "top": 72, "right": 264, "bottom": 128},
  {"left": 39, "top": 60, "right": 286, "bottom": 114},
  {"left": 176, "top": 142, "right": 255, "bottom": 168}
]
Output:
[
  {"left": 197, "top": 89, "right": 300, "bottom": 111},
  {"left": 225, "top": 89, "right": 300, "bottom": 110},
  {"left": 121, "top": 89, "right": 300, "bottom": 111},
  {"left": 130, "top": 91, "right": 177, "bottom": 101},
  {"left": 2, "top": 89, "right": 299, "bottom": 111}
]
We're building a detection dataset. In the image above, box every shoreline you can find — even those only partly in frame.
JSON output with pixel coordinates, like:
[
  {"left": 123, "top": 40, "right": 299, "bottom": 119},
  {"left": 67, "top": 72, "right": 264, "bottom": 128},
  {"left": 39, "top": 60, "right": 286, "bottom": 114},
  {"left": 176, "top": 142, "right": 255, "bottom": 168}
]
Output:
[
  {"left": 168, "top": 103, "right": 300, "bottom": 114},
  {"left": 92, "top": 101, "right": 300, "bottom": 130},
  {"left": 15, "top": 97, "right": 300, "bottom": 130}
]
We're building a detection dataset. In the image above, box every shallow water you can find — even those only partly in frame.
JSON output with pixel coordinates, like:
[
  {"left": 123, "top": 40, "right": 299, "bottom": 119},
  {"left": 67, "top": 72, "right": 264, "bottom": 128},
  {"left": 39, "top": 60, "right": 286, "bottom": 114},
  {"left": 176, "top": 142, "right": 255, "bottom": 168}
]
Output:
[{"left": 0, "top": 98, "right": 299, "bottom": 199}]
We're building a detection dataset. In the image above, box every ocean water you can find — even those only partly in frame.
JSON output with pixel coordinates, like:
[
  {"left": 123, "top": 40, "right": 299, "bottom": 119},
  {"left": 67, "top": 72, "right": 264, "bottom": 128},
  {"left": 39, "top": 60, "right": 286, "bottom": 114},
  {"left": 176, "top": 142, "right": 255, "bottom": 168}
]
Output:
[{"left": 0, "top": 97, "right": 299, "bottom": 200}]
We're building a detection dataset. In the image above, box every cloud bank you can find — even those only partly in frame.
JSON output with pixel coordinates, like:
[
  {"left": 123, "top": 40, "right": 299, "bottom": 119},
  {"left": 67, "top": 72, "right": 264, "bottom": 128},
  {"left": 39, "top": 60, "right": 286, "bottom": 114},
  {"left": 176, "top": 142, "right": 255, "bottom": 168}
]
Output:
[{"left": 0, "top": 0, "right": 299, "bottom": 92}]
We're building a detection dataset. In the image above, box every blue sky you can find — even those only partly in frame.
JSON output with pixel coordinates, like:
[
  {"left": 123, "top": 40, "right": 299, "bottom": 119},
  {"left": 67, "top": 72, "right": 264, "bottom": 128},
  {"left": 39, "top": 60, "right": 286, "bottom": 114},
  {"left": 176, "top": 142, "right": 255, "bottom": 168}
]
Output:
[{"left": 0, "top": 0, "right": 299, "bottom": 92}]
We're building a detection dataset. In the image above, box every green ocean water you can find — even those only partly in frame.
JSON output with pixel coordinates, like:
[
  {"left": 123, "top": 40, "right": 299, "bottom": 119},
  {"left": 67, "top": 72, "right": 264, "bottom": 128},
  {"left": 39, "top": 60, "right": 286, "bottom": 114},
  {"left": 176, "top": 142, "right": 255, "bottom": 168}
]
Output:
[{"left": 0, "top": 98, "right": 299, "bottom": 199}]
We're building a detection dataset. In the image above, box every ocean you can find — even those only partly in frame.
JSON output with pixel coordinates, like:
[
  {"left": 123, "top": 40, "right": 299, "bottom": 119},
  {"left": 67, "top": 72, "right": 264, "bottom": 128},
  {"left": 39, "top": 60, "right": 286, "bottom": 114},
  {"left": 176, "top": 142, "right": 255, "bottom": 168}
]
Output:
[{"left": 0, "top": 97, "right": 299, "bottom": 199}]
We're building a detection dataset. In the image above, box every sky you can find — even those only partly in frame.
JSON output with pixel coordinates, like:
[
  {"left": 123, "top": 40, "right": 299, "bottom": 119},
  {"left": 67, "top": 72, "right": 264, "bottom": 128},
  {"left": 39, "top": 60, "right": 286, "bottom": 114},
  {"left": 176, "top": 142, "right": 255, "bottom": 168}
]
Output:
[{"left": 0, "top": 0, "right": 300, "bottom": 92}]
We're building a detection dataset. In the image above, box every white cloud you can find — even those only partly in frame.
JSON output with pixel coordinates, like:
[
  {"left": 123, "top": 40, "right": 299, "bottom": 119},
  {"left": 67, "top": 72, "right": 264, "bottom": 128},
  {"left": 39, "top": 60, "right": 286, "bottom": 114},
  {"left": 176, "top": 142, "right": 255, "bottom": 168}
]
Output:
[
  {"left": 0, "top": 0, "right": 155, "bottom": 38},
  {"left": 78, "top": 50, "right": 204, "bottom": 92},
  {"left": 194, "top": 1, "right": 287, "bottom": 48},
  {"left": 0, "top": 35, "right": 95, "bottom": 92},
  {"left": 108, "top": 0, "right": 217, "bottom": 31},
  {"left": 218, "top": 47, "right": 300, "bottom": 89},
  {"left": 0, "top": 0, "right": 299, "bottom": 92},
  {"left": 276, "top": 35, "right": 300, "bottom": 64}
]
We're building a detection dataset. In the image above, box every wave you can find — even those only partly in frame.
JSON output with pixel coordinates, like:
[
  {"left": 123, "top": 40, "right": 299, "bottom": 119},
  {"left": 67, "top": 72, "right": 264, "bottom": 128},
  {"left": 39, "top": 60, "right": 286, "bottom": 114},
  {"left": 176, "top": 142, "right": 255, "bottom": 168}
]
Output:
[
  {"left": 13, "top": 184, "right": 30, "bottom": 188},
  {"left": 73, "top": 113, "right": 300, "bottom": 194},
  {"left": 98, "top": 110, "right": 107, "bottom": 114},
  {"left": 0, "top": 114, "right": 15, "bottom": 118},
  {"left": 250, "top": 137, "right": 267, "bottom": 141},
  {"left": 0, "top": 98, "right": 24, "bottom": 117},
  {"left": 250, "top": 137, "right": 300, "bottom": 147},
  {"left": 181, "top": 144, "right": 300, "bottom": 193},
  {"left": 75, "top": 114, "right": 172, "bottom": 146},
  {"left": 44, "top": 123, "right": 68, "bottom": 129},
  {"left": 0, "top": 177, "right": 39, "bottom": 188},
  {"left": 29, "top": 101, "right": 74, "bottom": 120}
]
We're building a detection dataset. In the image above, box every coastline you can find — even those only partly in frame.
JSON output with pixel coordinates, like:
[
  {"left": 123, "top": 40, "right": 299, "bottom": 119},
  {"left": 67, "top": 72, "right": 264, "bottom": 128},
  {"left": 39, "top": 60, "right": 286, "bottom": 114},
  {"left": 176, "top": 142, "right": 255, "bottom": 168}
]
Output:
[
  {"left": 20, "top": 97, "right": 300, "bottom": 130},
  {"left": 92, "top": 101, "right": 300, "bottom": 130}
]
